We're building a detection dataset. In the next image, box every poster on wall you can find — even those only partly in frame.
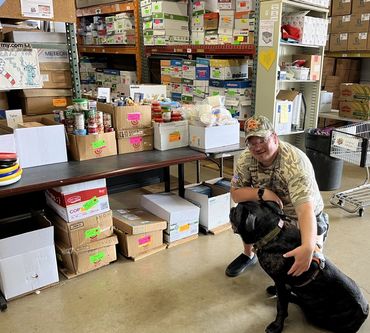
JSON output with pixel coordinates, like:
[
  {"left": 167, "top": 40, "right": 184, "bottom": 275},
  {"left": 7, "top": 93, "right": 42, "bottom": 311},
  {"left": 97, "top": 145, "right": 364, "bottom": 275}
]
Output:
[
  {"left": 0, "top": 43, "right": 42, "bottom": 90},
  {"left": 20, "top": 0, "right": 54, "bottom": 19}
]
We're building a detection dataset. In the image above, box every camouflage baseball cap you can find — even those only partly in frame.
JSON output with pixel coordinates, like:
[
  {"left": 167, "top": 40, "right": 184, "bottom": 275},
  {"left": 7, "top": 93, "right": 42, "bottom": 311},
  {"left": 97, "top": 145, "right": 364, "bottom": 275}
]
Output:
[{"left": 244, "top": 115, "right": 274, "bottom": 139}]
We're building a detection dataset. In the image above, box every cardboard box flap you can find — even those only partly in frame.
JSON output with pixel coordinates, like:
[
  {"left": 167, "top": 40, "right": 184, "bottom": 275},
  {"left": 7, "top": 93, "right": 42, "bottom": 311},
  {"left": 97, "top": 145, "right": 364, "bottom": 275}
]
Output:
[
  {"left": 276, "top": 90, "right": 299, "bottom": 102},
  {"left": 113, "top": 208, "right": 167, "bottom": 235},
  {"left": 21, "top": 89, "right": 72, "bottom": 98},
  {"left": 57, "top": 235, "right": 118, "bottom": 254}
]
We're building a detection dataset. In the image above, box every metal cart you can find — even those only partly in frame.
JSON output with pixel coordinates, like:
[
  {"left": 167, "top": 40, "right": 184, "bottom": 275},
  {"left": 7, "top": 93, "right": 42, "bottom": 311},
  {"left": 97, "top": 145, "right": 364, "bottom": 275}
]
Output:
[{"left": 329, "top": 122, "right": 370, "bottom": 217}]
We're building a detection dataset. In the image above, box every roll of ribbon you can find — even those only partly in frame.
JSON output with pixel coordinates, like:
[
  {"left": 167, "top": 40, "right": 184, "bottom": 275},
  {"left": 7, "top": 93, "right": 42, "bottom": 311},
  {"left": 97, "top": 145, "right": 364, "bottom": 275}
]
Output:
[{"left": 0, "top": 163, "right": 19, "bottom": 175}]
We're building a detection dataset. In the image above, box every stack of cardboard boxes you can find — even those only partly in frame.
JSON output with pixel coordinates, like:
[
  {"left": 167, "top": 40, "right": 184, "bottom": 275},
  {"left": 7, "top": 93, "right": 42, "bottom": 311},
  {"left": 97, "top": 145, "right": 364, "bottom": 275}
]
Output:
[
  {"left": 45, "top": 179, "right": 118, "bottom": 278},
  {"left": 338, "top": 83, "right": 370, "bottom": 119}
]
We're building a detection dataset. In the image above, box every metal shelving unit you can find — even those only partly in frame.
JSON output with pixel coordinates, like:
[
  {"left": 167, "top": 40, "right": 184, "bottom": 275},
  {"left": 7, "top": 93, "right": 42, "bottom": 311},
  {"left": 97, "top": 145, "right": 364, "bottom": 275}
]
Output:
[
  {"left": 76, "top": 0, "right": 143, "bottom": 82},
  {"left": 255, "top": 0, "right": 328, "bottom": 148}
]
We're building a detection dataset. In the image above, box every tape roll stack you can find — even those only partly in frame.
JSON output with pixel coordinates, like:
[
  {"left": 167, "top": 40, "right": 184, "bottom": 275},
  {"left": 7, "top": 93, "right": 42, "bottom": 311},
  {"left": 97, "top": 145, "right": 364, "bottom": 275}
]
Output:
[{"left": 0, "top": 153, "right": 23, "bottom": 186}]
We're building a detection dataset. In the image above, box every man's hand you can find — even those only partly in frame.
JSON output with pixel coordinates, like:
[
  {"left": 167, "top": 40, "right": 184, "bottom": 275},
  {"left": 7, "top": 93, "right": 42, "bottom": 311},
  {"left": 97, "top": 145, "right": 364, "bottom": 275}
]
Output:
[
  {"left": 263, "top": 188, "right": 283, "bottom": 208},
  {"left": 283, "top": 245, "right": 313, "bottom": 276}
]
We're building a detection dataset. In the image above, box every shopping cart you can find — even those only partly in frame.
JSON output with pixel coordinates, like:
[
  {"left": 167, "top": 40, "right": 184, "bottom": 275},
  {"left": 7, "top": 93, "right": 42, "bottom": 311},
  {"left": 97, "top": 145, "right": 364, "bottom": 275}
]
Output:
[{"left": 329, "top": 121, "right": 370, "bottom": 217}]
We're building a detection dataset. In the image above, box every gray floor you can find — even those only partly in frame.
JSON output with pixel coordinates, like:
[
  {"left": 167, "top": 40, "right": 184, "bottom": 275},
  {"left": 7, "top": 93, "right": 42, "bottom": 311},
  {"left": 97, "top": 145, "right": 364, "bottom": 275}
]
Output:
[{"left": 1, "top": 162, "right": 370, "bottom": 333}]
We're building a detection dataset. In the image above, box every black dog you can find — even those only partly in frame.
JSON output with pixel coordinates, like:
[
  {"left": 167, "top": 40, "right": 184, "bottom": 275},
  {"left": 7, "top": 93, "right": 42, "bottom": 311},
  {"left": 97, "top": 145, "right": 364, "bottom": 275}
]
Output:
[{"left": 230, "top": 201, "right": 369, "bottom": 333}]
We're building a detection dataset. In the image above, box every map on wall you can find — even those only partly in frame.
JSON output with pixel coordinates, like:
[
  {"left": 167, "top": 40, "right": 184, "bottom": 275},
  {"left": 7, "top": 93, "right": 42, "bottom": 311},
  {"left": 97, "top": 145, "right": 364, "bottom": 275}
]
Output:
[{"left": 0, "top": 43, "right": 42, "bottom": 91}]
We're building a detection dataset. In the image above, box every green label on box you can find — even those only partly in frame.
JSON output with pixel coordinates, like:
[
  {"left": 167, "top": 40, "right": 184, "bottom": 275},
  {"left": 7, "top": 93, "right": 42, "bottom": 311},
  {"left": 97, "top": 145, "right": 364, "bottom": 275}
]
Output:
[
  {"left": 212, "top": 91, "right": 220, "bottom": 96},
  {"left": 83, "top": 196, "right": 99, "bottom": 211},
  {"left": 154, "top": 4, "right": 159, "bottom": 10},
  {"left": 85, "top": 227, "right": 101, "bottom": 239},
  {"left": 213, "top": 70, "right": 221, "bottom": 78},
  {"left": 90, "top": 252, "right": 105, "bottom": 264},
  {"left": 227, "top": 90, "right": 236, "bottom": 96},
  {"left": 92, "top": 139, "right": 106, "bottom": 149}
]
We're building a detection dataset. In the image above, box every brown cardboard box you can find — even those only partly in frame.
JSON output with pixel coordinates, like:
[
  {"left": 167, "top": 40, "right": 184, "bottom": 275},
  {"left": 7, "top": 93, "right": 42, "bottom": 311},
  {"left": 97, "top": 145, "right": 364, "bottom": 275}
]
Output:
[
  {"left": 339, "top": 83, "right": 370, "bottom": 100},
  {"left": 116, "top": 127, "right": 153, "bottom": 154},
  {"left": 352, "top": 0, "right": 370, "bottom": 14},
  {"left": 351, "top": 58, "right": 361, "bottom": 70},
  {"left": 204, "top": 13, "right": 219, "bottom": 31},
  {"left": 325, "top": 75, "right": 342, "bottom": 87},
  {"left": 348, "top": 70, "right": 361, "bottom": 82},
  {"left": 331, "top": 15, "right": 351, "bottom": 33},
  {"left": 49, "top": 210, "right": 114, "bottom": 250},
  {"left": 55, "top": 235, "right": 118, "bottom": 277},
  {"left": 0, "top": 0, "right": 75, "bottom": 23},
  {"left": 328, "top": 17, "right": 332, "bottom": 33},
  {"left": 349, "top": 13, "right": 370, "bottom": 32},
  {"left": 15, "top": 89, "right": 72, "bottom": 115},
  {"left": 97, "top": 103, "right": 152, "bottom": 130},
  {"left": 347, "top": 32, "right": 369, "bottom": 50},
  {"left": 323, "top": 57, "right": 336, "bottom": 75},
  {"left": 292, "top": 54, "right": 322, "bottom": 80},
  {"left": 40, "top": 63, "right": 72, "bottom": 89},
  {"left": 331, "top": 0, "right": 352, "bottom": 16},
  {"left": 76, "top": 0, "right": 117, "bottom": 8},
  {"left": 113, "top": 208, "right": 167, "bottom": 258},
  {"left": 17, "top": 122, "right": 45, "bottom": 128},
  {"left": 68, "top": 131, "right": 117, "bottom": 161},
  {"left": 329, "top": 33, "right": 348, "bottom": 51},
  {"left": 0, "top": 92, "right": 8, "bottom": 110},
  {"left": 335, "top": 69, "right": 351, "bottom": 82},
  {"left": 339, "top": 100, "right": 370, "bottom": 119},
  {"left": 336, "top": 58, "right": 352, "bottom": 70}
]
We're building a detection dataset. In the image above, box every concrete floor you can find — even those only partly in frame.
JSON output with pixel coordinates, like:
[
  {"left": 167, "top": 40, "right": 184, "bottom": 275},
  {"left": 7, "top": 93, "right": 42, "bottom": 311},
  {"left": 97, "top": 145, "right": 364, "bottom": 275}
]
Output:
[{"left": 1, "top": 161, "right": 370, "bottom": 333}]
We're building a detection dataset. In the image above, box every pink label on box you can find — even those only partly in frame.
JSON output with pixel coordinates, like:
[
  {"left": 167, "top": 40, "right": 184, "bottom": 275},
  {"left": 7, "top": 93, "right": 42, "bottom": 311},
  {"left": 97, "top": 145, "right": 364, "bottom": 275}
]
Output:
[
  {"left": 130, "top": 136, "right": 143, "bottom": 144},
  {"left": 138, "top": 235, "right": 151, "bottom": 246},
  {"left": 127, "top": 113, "right": 141, "bottom": 121}
]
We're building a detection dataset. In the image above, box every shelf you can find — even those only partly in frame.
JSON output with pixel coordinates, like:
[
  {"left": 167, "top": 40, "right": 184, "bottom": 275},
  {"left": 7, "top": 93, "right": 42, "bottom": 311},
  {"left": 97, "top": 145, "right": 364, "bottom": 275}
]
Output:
[
  {"left": 79, "top": 45, "right": 137, "bottom": 54},
  {"left": 30, "top": 43, "right": 68, "bottom": 50},
  {"left": 318, "top": 111, "right": 365, "bottom": 123},
  {"left": 279, "top": 79, "right": 318, "bottom": 83},
  {"left": 325, "top": 51, "right": 370, "bottom": 58},
  {"left": 282, "top": 0, "right": 329, "bottom": 12},
  {"left": 280, "top": 41, "right": 321, "bottom": 48},
  {"left": 76, "top": 1, "right": 134, "bottom": 17},
  {"left": 145, "top": 44, "right": 255, "bottom": 56}
]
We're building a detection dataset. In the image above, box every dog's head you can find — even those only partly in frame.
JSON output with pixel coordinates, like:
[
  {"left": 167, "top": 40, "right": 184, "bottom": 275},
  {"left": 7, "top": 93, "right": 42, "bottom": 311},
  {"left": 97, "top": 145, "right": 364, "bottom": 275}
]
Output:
[{"left": 230, "top": 201, "right": 283, "bottom": 245}]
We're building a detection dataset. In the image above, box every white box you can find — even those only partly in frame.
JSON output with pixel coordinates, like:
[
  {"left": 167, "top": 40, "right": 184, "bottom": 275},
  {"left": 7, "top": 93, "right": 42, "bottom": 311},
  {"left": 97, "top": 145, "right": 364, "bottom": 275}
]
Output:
[
  {"left": 152, "top": 1, "right": 188, "bottom": 15},
  {"left": 141, "top": 193, "right": 200, "bottom": 243},
  {"left": 0, "top": 133, "right": 16, "bottom": 153},
  {"left": 185, "top": 182, "right": 230, "bottom": 230},
  {"left": 275, "top": 100, "right": 293, "bottom": 135},
  {"left": 10, "top": 120, "right": 67, "bottom": 169},
  {"left": 319, "top": 91, "right": 333, "bottom": 113},
  {"left": 189, "top": 123, "right": 240, "bottom": 149},
  {"left": 129, "top": 84, "right": 167, "bottom": 100},
  {"left": 45, "top": 179, "right": 110, "bottom": 223},
  {"left": 154, "top": 120, "right": 189, "bottom": 151},
  {"left": 0, "top": 213, "right": 59, "bottom": 300}
]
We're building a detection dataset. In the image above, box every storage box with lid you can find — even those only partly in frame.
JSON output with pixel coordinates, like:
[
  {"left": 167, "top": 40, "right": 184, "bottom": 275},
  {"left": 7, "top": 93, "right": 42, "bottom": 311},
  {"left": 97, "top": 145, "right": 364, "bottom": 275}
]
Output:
[
  {"left": 113, "top": 208, "right": 167, "bottom": 259},
  {"left": 153, "top": 120, "right": 188, "bottom": 151}
]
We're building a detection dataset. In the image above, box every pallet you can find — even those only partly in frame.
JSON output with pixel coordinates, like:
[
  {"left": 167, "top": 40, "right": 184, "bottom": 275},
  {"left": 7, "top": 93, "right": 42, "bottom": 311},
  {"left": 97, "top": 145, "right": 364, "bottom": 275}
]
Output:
[
  {"left": 59, "top": 262, "right": 113, "bottom": 280},
  {"left": 130, "top": 244, "right": 167, "bottom": 261},
  {"left": 208, "top": 223, "right": 232, "bottom": 235},
  {"left": 166, "top": 234, "right": 198, "bottom": 249}
]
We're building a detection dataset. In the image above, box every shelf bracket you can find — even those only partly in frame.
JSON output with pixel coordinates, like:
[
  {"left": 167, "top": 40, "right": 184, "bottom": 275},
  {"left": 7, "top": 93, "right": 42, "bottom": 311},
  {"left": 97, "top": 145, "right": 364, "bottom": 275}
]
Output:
[{"left": 66, "top": 22, "right": 81, "bottom": 99}]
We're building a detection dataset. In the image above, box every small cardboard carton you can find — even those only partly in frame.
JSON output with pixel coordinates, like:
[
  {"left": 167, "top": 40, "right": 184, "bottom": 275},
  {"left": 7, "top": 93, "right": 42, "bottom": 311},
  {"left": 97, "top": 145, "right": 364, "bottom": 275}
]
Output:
[
  {"left": 0, "top": 213, "right": 59, "bottom": 300},
  {"left": 141, "top": 193, "right": 200, "bottom": 243},
  {"left": 339, "top": 100, "right": 370, "bottom": 120},
  {"left": 113, "top": 208, "right": 167, "bottom": 258},
  {"left": 45, "top": 179, "right": 110, "bottom": 223},
  {"left": 185, "top": 182, "right": 230, "bottom": 231},
  {"left": 292, "top": 54, "right": 322, "bottom": 80},
  {"left": 0, "top": 117, "right": 68, "bottom": 168},
  {"left": 154, "top": 120, "right": 189, "bottom": 151},
  {"left": 68, "top": 131, "right": 117, "bottom": 161},
  {"left": 116, "top": 127, "right": 153, "bottom": 154},
  {"left": 48, "top": 210, "right": 114, "bottom": 250},
  {"left": 189, "top": 123, "right": 239, "bottom": 150},
  {"left": 55, "top": 235, "right": 118, "bottom": 277}
]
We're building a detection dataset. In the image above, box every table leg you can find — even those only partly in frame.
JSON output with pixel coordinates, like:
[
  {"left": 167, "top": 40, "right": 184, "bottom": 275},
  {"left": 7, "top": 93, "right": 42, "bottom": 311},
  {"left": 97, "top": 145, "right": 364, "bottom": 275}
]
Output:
[
  {"left": 178, "top": 163, "right": 185, "bottom": 197},
  {"left": 164, "top": 166, "right": 171, "bottom": 192},
  {"left": 220, "top": 157, "right": 224, "bottom": 177},
  {"left": 196, "top": 160, "right": 201, "bottom": 183}
]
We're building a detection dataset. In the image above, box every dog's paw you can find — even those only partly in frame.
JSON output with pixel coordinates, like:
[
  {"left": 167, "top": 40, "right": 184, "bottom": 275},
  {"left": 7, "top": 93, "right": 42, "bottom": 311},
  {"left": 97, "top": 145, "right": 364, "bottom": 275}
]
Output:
[{"left": 265, "top": 321, "right": 283, "bottom": 333}]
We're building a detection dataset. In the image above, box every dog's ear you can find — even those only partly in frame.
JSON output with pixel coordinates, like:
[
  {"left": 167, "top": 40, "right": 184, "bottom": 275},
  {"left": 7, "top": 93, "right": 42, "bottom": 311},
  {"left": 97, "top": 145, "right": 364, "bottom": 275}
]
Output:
[{"left": 230, "top": 205, "right": 246, "bottom": 229}]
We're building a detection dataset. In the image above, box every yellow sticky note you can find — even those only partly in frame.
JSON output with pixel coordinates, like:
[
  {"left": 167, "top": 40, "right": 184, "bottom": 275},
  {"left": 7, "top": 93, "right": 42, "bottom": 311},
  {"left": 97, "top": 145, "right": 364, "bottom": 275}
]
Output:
[
  {"left": 258, "top": 48, "right": 276, "bottom": 71},
  {"left": 237, "top": 36, "right": 244, "bottom": 41},
  {"left": 280, "top": 105, "right": 289, "bottom": 123}
]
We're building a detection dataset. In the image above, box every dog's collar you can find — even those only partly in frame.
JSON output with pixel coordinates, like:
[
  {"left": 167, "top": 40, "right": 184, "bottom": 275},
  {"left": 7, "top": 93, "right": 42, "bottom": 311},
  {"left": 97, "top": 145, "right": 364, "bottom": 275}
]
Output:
[{"left": 253, "top": 219, "right": 284, "bottom": 251}]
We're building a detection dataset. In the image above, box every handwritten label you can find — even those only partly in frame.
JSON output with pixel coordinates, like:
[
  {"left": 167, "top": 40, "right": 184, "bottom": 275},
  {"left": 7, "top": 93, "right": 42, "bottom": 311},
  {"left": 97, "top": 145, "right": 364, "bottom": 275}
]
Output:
[
  {"left": 90, "top": 252, "right": 105, "bottom": 264},
  {"left": 92, "top": 139, "right": 106, "bottom": 149},
  {"left": 85, "top": 227, "right": 101, "bottom": 239},
  {"left": 82, "top": 196, "right": 99, "bottom": 211},
  {"left": 127, "top": 113, "right": 141, "bottom": 121},
  {"left": 130, "top": 136, "right": 143, "bottom": 144},
  {"left": 138, "top": 235, "right": 151, "bottom": 246}
]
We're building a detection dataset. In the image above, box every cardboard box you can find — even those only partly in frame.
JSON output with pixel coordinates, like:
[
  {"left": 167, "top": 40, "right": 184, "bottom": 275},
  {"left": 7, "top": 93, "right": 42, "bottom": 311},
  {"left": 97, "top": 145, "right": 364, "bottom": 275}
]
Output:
[
  {"left": 141, "top": 193, "right": 200, "bottom": 243},
  {"left": 0, "top": 213, "right": 59, "bottom": 300},
  {"left": 55, "top": 235, "right": 118, "bottom": 276},
  {"left": 154, "top": 120, "right": 189, "bottom": 151},
  {"left": 336, "top": 58, "right": 352, "bottom": 71},
  {"left": 45, "top": 179, "right": 110, "bottom": 223},
  {"left": 116, "top": 127, "right": 153, "bottom": 154},
  {"left": 331, "top": 0, "right": 352, "bottom": 16},
  {"left": 339, "top": 100, "right": 370, "bottom": 119},
  {"left": 0, "top": 132, "right": 16, "bottom": 153},
  {"left": 348, "top": 13, "right": 370, "bottom": 32},
  {"left": 330, "top": 15, "right": 351, "bottom": 33},
  {"left": 352, "top": 0, "right": 370, "bottom": 13},
  {"left": 329, "top": 33, "right": 348, "bottom": 51},
  {"left": 323, "top": 57, "right": 336, "bottom": 76},
  {"left": 292, "top": 54, "right": 321, "bottom": 80},
  {"left": 97, "top": 103, "right": 152, "bottom": 130},
  {"left": 68, "top": 131, "right": 117, "bottom": 161},
  {"left": 0, "top": 92, "right": 8, "bottom": 111},
  {"left": 319, "top": 91, "right": 333, "bottom": 112},
  {"left": 15, "top": 89, "right": 72, "bottom": 115},
  {"left": 347, "top": 32, "right": 368, "bottom": 51},
  {"left": 335, "top": 68, "right": 351, "bottom": 82},
  {"left": 0, "top": 117, "right": 67, "bottom": 168},
  {"left": 189, "top": 123, "right": 239, "bottom": 150},
  {"left": 184, "top": 182, "right": 231, "bottom": 231},
  {"left": 40, "top": 63, "right": 72, "bottom": 89},
  {"left": 49, "top": 210, "right": 113, "bottom": 249},
  {"left": 339, "top": 83, "right": 370, "bottom": 101},
  {"left": 113, "top": 208, "right": 167, "bottom": 258}
]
